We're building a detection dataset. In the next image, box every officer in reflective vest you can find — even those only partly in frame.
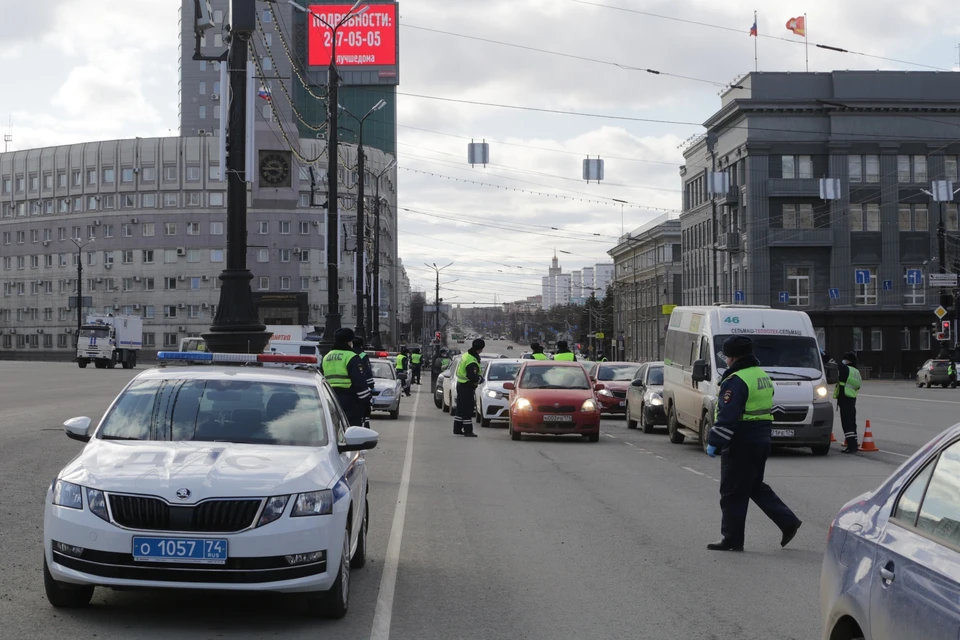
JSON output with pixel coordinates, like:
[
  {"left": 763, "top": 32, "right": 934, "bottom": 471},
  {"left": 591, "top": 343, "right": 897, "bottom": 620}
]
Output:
[
  {"left": 396, "top": 348, "right": 411, "bottom": 396},
  {"left": 410, "top": 348, "right": 423, "bottom": 385},
  {"left": 321, "top": 328, "right": 371, "bottom": 428},
  {"left": 454, "top": 339, "right": 484, "bottom": 437},
  {"left": 530, "top": 342, "right": 548, "bottom": 360},
  {"left": 353, "top": 334, "right": 375, "bottom": 428},
  {"left": 554, "top": 340, "right": 576, "bottom": 361},
  {"left": 705, "top": 336, "right": 802, "bottom": 552},
  {"left": 834, "top": 351, "right": 862, "bottom": 453}
]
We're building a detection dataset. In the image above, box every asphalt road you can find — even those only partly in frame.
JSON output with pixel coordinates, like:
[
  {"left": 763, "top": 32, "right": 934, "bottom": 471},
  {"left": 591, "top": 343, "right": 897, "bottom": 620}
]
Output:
[{"left": 1, "top": 362, "right": 955, "bottom": 639}]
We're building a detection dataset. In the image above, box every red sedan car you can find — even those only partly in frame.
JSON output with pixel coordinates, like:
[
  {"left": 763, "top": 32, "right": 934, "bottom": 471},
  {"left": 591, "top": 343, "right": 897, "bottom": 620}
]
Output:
[
  {"left": 503, "top": 361, "right": 603, "bottom": 442},
  {"left": 587, "top": 361, "right": 642, "bottom": 415}
]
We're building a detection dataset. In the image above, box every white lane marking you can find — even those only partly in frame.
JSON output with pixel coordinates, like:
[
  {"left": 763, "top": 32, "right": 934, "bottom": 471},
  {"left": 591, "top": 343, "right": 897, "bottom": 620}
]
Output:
[
  {"left": 370, "top": 389, "right": 421, "bottom": 640},
  {"left": 604, "top": 433, "right": 616, "bottom": 439},
  {"left": 682, "top": 466, "right": 705, "bottom": 476},
  {"left": 879, "top": 451, "right": 910, "bottom": 458},
  {"left": 624, "top": 442, "right": 635, "bottom": 447},
  {"left": 655, "top": 455, "right": 665, "bottom": 460},
  {"left": 860, "top": 393, "right": 960, "bottom": 405}
]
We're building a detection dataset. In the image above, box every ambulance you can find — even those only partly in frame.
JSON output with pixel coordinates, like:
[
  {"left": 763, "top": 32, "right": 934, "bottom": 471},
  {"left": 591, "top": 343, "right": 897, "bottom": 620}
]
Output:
[{"left": 661, "top": 305, "right": 838, "bottom": 456}]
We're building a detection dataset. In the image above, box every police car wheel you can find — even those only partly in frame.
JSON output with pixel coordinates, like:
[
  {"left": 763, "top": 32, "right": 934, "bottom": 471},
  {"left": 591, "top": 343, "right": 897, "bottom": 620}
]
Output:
[
  {"left": 390, "top": 409, "right": 399, "bottom": 420},
  {"left": 315, "top": 523, "right": 351, "bottom": 619},
  {"left": 434, "top": 393, "right": 443, "bottom": 409},
  {"left": 350, "top": 499, "right": 368, "bottom": 569},
  {"left": 43, "top": 558, "right": 94, "bottom": 608}
]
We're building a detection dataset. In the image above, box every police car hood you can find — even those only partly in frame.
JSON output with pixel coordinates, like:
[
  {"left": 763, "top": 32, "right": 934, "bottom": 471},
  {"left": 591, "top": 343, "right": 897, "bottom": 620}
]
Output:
[
  {"left": 59, "top": 440, "right": 336, "bottom": 501},
  {"left": 373, "top": 377, "right": 398, "bottom": 392}
]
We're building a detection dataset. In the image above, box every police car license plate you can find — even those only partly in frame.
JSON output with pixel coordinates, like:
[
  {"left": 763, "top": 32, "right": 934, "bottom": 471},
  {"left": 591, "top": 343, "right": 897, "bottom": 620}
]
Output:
[
  {"left": 771, "top": 429, "right": 795, "bottom": 438},
  {"left": 133, "top": 537, "right": 228, "bottom": 564},
  {"left": 543, "top": 414, "right": 573, "bottom": 422}
]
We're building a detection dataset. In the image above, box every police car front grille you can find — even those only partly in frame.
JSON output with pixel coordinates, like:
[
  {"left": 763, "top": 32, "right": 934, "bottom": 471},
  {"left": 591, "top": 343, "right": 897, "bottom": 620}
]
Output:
[{"left": 109, "top": 495, "right": 262, "bottom": 533}]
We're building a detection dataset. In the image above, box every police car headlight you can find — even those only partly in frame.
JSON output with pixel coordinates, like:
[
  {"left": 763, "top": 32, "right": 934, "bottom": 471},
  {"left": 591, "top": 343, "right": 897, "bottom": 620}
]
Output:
[
  {"left": 85, "top": 488, "right": 110, "bottom": 522},
  {"left": 597, "top": 389, "right": 614, "bottom": 397},
  {"left": 515, "top": 398, "right": 533, "bottom": 412},
  {"left": 381, "top": 388, "right": 396, "bottom": 397},
  {"left": 486, "top": 390, "right": 498, "bottom": 398},
  {"left": 292, "top": 490, "right": 334, "bottom": 517},
  {"left": 814, "top": 385, "right": 830, "bottom": 402},
  {"left": 257, "top": 495, "right": 290, "bottom": 527},
  {"left": 52, "top": 480, "right": 82, "bottom": 510}
]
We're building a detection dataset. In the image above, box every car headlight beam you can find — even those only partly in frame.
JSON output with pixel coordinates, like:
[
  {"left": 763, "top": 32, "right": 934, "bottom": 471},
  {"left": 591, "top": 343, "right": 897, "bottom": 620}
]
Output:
[
  {"left": 814, "top": 384, "right": 830, "bottom": 403},
  {"left": 292, "top": 490, "right": 334, "bottom": 517},
  {"left": 486, "top": 390, "right": 498, "bottom": 398},
  {"left": 52, "top": 480, "right": 83, "bottom": 510},
  {"left": 258, "top": 495, "right": 290, "bottom": 527},
  {"left": 648, "top": 394, "right": 663, "bottom": 406},
  {"left": 581, "top": 399, "right": 598, "bottom": 413},
  {"left": 515, "top": 398, "right": 533, "bottom": 411}
]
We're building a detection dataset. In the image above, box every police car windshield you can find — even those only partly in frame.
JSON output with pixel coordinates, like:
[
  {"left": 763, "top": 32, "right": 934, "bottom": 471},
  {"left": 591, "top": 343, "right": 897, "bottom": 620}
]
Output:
[
  {"left": 597, "top": 364, "right": 639, "bottom": 381},
  {"left": 98, "top": 379, "right": 329, "bottom": 447},
  {"left": 520, "top": 365, "right": 590, "bottom": 389},
  {"left": 714, "top": 335, "right": 822, "bottom": 373},
  {"left": 370, "top": 362, "right": 395, "bottom": 379},
  {"left": 486, "top": 362, "right": 521, "bottom": 381}
]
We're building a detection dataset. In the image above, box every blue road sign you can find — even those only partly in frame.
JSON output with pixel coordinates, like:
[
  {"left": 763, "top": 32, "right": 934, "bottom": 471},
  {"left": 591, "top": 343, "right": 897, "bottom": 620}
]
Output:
[
  {"left": 734, "top": 290, "right": 745, "bottom": 302},
  {"left": 829, "top": 288, "right": 840, "bottom": 300},
  {"left": 855, "top": 269, "right": 871, "bottom": 285},
  {"left": 906, "top": 269, "right": 923, "bottom": 285},
  {"left": 883, "top": 279, "right": 893, "bottom": 291},
  {"left": 779, "top": 291, "right": 790, "bottom": 304}
]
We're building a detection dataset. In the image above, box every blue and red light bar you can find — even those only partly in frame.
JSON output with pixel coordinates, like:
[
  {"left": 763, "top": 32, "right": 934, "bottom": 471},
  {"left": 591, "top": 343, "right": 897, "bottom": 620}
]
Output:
[{"left": 157, "top": 351, "right": 318, "bottom": 364}]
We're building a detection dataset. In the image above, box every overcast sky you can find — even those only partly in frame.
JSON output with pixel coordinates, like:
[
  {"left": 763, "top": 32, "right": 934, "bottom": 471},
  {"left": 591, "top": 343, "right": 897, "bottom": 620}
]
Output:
[{"left": 2, "top": 0, "right": 959, "bottom": 303}]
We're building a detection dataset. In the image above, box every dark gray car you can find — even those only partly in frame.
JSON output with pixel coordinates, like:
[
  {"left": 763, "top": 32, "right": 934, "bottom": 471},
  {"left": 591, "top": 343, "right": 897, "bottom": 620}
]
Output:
[{"left": 917, "top": 359, "right": 954, "bottom": 388}]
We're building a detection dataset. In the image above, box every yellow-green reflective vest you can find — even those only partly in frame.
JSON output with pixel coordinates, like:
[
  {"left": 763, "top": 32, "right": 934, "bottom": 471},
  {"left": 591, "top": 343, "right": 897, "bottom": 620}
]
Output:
[
  {"left": 322, "top": 350, "right": 357, "bottom": 389},
  {"left": 834, "top": 366, "right": 862, "bottom": 399},
  {"left": 554, "top": 352, "right": 575, "bottom": 361},
  {"left": 396, "top": 354, "right": 406, "bottom": 370},
  {"left": 532, "top": 353, "right": 548, "bottom": 360},
  {"left": 441, "top": 358, "right": 451, "bottom": 369},
  {"left": 456, "top": 353, "right": 480, "bottom": 384},
  {"left": 411, "top": 353, "right": 422, "bottom": 365},
  {"left": 714, "top": 367, "right": 774, "bottom": 422}
]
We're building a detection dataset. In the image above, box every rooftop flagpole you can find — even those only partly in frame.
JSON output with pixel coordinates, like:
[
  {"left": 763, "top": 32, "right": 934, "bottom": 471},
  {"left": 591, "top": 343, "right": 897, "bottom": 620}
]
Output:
[{"left": 804, "top": 13, "right": 809, "bottom": 71}]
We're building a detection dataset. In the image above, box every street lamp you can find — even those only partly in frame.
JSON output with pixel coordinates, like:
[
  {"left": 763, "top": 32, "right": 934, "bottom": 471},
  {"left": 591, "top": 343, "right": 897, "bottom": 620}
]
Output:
[
  {"left": 289, "top": 0, "right": 370, "bottom": 354},
  {"left": 370, "top": 158, "right": 397, "bottom": 350},
  {"left": 71, "top": 236, "right": 95, "bottom": 348},
  {"left": 426, "top": 262, "right": 454, "bottom": 357},
  {"left": 339, "top": 99, "right": 387, "bottom": 340}
]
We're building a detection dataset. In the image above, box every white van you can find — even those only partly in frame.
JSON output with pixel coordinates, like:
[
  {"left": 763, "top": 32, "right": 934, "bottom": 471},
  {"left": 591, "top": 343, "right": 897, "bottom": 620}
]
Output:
[
  {"left": 661, "top": 305, "right": 837, "bottom": 456},
  {"left": 264, "top": 340, "right": 321, "bottom": 359}
]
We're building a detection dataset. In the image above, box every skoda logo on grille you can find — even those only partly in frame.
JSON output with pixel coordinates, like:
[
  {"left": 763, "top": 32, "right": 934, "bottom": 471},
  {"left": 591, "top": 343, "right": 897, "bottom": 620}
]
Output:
[{"left": 175, "top": 488, "right": 191, "bottom": 500}]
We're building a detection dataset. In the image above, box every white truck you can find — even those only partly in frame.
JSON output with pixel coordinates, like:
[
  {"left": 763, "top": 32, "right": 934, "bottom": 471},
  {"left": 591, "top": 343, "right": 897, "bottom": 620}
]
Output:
[{"left": 76, "top": 315, "right": 143, "bottom": 370}]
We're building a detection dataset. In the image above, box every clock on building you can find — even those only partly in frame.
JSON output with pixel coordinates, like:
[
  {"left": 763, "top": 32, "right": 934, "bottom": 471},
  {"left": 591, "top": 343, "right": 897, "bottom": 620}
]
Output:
[{"left": 259, "top": 151, "right": 291, "bottom": 187}]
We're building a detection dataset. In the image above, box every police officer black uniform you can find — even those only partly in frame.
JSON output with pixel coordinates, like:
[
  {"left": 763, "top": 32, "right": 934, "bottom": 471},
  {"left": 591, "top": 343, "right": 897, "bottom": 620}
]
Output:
[
  {"left": 320, "top": 328, "right": 372, "bottom": 428},
  {"left": 553, "top": 340, "right": 576, "bottom": 361},
  {"left": 352, "top": 334, "right": 375, "bottom": 428},
  {"left": 705, "top": 336, "right": 802, "bottom": 551},
  {"left": 410, "top": 348, "right": 423, "bottom": 385},
  {"left": 530, "top": 342, "right": 548, "bottom": 360},
  {"left": 835, "top": 351, "right": 862, "bottom": 453},
  {"left": 454, "top": 339, "right": 484, "bottom": 437}
]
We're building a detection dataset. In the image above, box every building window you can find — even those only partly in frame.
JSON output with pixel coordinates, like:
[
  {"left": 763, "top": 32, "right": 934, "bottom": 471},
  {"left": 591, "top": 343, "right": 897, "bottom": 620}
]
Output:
[
  {"left": 257, "top": 248, "right": 269, "bottom": 263},
  {"left": 164, "top": 277, "right": 177, "bottom": 290},
  {"left": 103, "top": 167, "right": 115, "bottom": 184},
  {"left": 86, "top": 169, "right": 97, "bottom": 186},
  {"left": 87, "top": 196, "right": 98, "bottom": 210},
  {"left": 210, "top": 192, "right": 224, "bottom": 206},
  {"left": 782, "top": 204, "right": 814, "bottom": 229},
  {"left": 163, "top": 193, "right": 178, "bottom": 207},
  {"left": 103, "top": 224, "right": 114, "bottom": 238},
  {"left": 210, "top": 221, "right": 223, "bottom": 235},
  {"left": 208, "top": 165, "right": 220, "bottom": 181},
  {"left": 852, "top": 327, "right": 864, "bottom": 352},
  {"left": 850, "top": 204, "right": 880, "bottom": 232},
  {"left": 279, "top": 249, "right": 291, "bottom": 262},
  {"left": 143, "top": 333, "right": 156, "bottom": 347},
  {"left": 258, "top": 221, "right": 269, "bottom": 234},
  {"left": 142, "top": 167, "right": 156, "bottom": 182},
  {"left": 903, "top": 267, "right": 925, "bottom": 306},
  {"left": 122, "top": 194, "right": 136, "bottom": 208},
  {"left": 142, "top": 193, "right": 156, "bottom": 207},
  {"left": 165, "top": 249, "right": 178, "bottom": 263},
  {"left": 920, "top": 328, "right": 931, "bottom": 351},
  {"left": 144, "top": 277, "right": 155, "bottom": 291},
  {"left": 190, "top": 277, "right": 201, "bottom": 290},
  {"left": 164, "top": 166, "right": 178, "bottom": 182},
  {"left": 43, "top": 174, "right": 53, "bottom": 189},
  {"left": 164, "top": 333, "right": 179, "bottom": 347},
  {"left": 186, "top": 192, "right": 202, "bottom": 207},
  {"left": 280, "top": 276, "right": 291, "bottom": 290},
  {"left": 871, "top": 328, "right": 883, "bottom": 351},
  {"left": 165, "top": 222, "right": 177, "bottom": 236},
  {"left": 188, "top": 305, "right": 200, "bottom": 319},
  {"left": 164, "top": 306, "right": 177, "bottom": 319},
  {"left": 301, "top": 276, "right": 310, "bottom": 290},
  {"left": 187, "top": 222, "right": 201, "bottom": 235},
  {"left": 279, "top": 221, "right": 290, "bottom": 234},
  {"left": 122, "top": 223, "right": 133, "bottom": 237},
  {"left": 300, "top": 221, "right": 310, "bottom": 235},
  {"left": 855, "top": 268, "right": 878, "bottom": 306},
  {"left": 143, "top": 222, "right": 155, "bottom": 237},
  {"left": 901, "top": 328, "right": 911, "bottom": 351},
  {"left": 121, "top": 168, "right": 134, "bottom": 183},
  {"left": 258, "top": 276, "right": 269, "bottom": 290},
  {"left": 211, "top": 248, "right": 224, "bottom": 262},
  {"left": 300, "top": 250, "right": 310, "bottom": 263},
  {"left": 142, "top": 249, "right": 154, "bottom": 264},
  {"left": 898, "top": 204, "right": 928, "bottom": 232},
  {"left": 898, "top": 155, "right": 928, "bottom": 184},
  {"left": 187, "top": 249, "right": 201, "bottom": 263},
  {"left": 782, "top": 155, "right": 813, "bottom": 180},
  {"left": 186, "top": 166, "right": 201, "bottom": 181},
  {"left": 947, "top": 204, "right": 959, "bottom": 232}
]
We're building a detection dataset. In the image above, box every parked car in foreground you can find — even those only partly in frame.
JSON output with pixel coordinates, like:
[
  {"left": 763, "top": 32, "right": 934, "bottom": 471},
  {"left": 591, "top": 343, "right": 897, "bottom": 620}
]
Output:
[
  {"left": 820, "top": 423, "right": 960, "bottom": 640},
  {"left": 626, "top": 362, "right": 666, "bottom": 433}
]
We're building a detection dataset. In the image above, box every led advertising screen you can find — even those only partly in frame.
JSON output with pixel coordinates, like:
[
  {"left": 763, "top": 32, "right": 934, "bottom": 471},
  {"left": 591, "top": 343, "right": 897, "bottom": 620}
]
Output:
[{"left": 307, "top": 4, "right": 398, "bottom": 67}]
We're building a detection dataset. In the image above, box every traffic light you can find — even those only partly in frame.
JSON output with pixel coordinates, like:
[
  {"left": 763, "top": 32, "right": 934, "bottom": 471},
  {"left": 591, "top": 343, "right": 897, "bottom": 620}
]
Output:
[
  {"left": 943, "top": 321, "right": 952, "bottom": 342},
  {"left": 435, "top": 331, "right": 441, "bottom": 339}
]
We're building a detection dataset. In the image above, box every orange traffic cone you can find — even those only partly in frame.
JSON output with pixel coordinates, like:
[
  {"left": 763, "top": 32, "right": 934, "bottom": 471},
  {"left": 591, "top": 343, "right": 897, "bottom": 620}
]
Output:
[
  {"left": 830, "top": 431, "right": 837, "bottom": 443},
  {"left": 860, "top": 420, "right": 880, "bottom": 452}
]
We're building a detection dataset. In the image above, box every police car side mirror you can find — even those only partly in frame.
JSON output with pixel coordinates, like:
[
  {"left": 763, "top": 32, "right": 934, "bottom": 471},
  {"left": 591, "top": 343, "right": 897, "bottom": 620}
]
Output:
[
  {"left": 64, "top": 416, "right": 92, "bottom": 443},
  {"left": 503, "top": 381, "right": 515, "bottom": 390},
  {"left": 825, "top": 362, "right": 840, "bottom": 385},
  {"left": 692, "top": 360, "right": 710, "bottom": 383},
  {"left": 339, "top": 426, "right": 379, "bottom": 453}
]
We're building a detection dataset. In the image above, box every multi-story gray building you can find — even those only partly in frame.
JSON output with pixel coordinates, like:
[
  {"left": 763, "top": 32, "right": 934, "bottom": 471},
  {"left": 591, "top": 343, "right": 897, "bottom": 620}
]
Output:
[
  {"left": 608, "top": 214, "right": 682, "bottom": 362},
  {"left": 0, "top": 135, "right": 399, "bottom": 356},
  {"left": 680, "top": 71, "right": 960, "bottom": 376}
]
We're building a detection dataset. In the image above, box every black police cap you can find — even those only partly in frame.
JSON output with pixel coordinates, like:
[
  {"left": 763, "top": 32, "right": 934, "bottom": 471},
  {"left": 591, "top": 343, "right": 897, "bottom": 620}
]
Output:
[
  {"left": 722, "top": 336, "right": 753, "bottom": 358},
  {"left": 334, "top": 327, "right": 355, "bottom": 343}
]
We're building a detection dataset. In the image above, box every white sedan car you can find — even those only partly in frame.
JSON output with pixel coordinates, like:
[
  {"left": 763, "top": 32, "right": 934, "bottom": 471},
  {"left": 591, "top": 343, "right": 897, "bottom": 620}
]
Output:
[
  {"left": 368, "top": 358, "right": 401, "bottom": 419},
  {"left": 475, "top": 359, "right": 523, "bottom": 428},
  {"left": 43, "top": 352, "right": 378, "bottom": 619}
]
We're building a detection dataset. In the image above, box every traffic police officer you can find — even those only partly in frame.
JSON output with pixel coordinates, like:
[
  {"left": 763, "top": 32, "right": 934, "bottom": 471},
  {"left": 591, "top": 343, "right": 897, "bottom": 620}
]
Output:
[
  {"left": 410, "top": 348, "right": 423, "bottom": 385},
  {"left": 320, "top": 328, "right": 372, "bottom": 428},
  {"left": 396, "top": 347, "right": 411, "bottom": 396},
  {"left": 554, "top": 340, "right": 576, "bottom": 361},
  {"left": 530, "top": 343, "right": 548, "bottom": 360},
  {"left": 705, "top": 336, "right": 802, "bottom": 551},
  {"left": 454, "top": 339, "right": 484, "bottom": 437},
  {"left": 835, "top": 351, "right": 862, "bottom": 453},
  {"left": 352, "top": 334, "right": 375, "bottom": 428},
  {"left": 431, "top": 348, "right": 450, "bottom": 388}
]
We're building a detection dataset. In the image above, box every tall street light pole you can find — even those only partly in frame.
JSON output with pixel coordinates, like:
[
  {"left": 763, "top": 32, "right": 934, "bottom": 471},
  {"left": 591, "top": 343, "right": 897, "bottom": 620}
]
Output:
[
  {"left": 71, "top": 236, "right": 94, "bottom": 347},
  {"left": 426, "top": 262, "right": 453, "bottom": 357},
  {"left": 202, "top": 0, "right": 270, "bottom": 354},
  {"left": 370, "top": 158, "right": 396, "bottom": 350},
  {"left": 340, "top": 99, "right": 386, "bottom": 339},
  {"left": 290, "top": 0, "right": 369, "bottom": 354}
]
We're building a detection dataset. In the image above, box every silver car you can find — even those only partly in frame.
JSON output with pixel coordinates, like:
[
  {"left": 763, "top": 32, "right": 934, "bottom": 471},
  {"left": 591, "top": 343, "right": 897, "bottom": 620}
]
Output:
[
  {"left": 368, "top": 358, "right": 401, "bottom": 419},
  {"left": 475, "top": 359, "right": 523, "bottom": 428}
]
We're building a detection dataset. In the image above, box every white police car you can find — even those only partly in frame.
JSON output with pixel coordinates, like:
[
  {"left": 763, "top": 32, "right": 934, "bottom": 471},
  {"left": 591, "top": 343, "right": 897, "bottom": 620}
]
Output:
[{"left": 43, "top": 352, "right": 378, "bottom": 619}]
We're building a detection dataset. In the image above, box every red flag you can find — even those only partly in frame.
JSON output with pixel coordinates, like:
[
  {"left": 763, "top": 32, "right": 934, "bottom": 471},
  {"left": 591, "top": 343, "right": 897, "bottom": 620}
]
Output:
[
  {"left": 786, "top": 16, "right": 806, "bottom": 36},
  {"left": 749, "top": 19, "right": 757, "bottom": 36}
]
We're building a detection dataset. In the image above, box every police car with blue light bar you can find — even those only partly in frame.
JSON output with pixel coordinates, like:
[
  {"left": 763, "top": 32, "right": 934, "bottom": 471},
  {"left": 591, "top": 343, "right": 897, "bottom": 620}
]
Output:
[{"left": 43, "top": 352, "right": 379, "bottom": 619}]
